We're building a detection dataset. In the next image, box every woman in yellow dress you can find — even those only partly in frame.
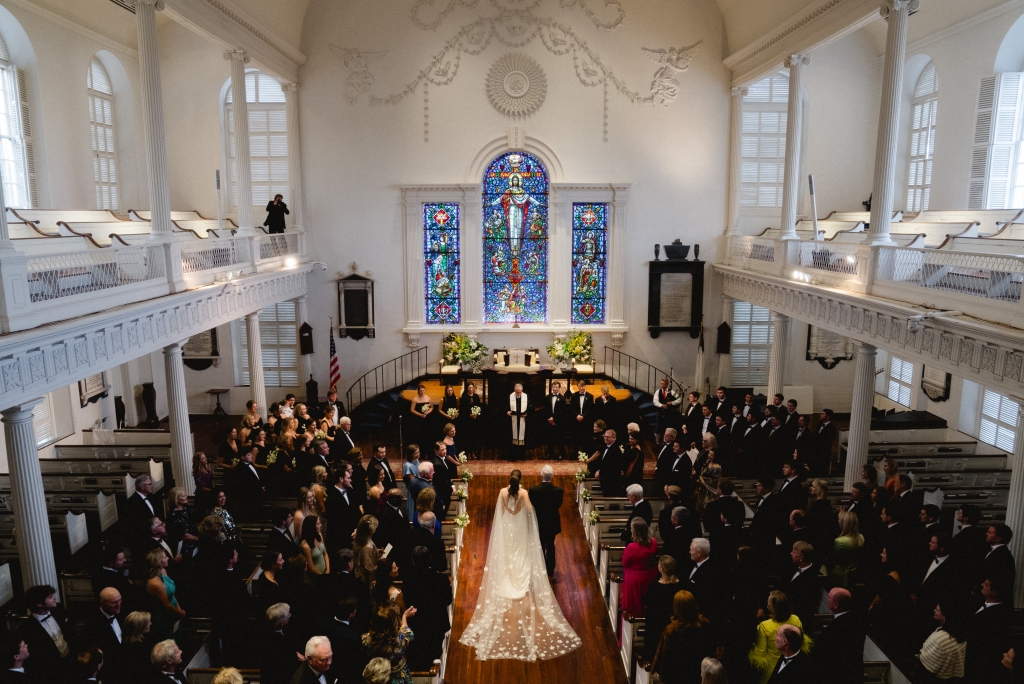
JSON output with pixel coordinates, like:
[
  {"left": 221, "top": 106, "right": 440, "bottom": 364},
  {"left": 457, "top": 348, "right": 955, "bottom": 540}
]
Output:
[{"left": 748, "top": 590, "right": 813, "bottom": 684}]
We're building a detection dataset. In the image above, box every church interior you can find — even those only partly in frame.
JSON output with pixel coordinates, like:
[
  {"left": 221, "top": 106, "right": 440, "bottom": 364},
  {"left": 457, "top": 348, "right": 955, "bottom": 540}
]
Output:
[{"left": 0, "top": 0, "right": 1023, "bottom": 682}]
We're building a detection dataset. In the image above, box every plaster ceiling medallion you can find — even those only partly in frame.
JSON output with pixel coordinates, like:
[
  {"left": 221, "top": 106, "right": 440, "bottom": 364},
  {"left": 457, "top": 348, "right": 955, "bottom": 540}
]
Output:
[{"left": 486, "top": 53, "right": 547, "bottom": 118}]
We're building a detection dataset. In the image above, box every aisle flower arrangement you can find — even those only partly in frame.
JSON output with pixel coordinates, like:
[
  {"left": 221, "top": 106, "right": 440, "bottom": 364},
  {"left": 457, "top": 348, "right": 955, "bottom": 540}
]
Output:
[
  {"left": 442, "top": 332, "right": 489, "bottom": 370},
  {"left": 580, "top": 488, "right": 591, "bottom": 502},
  {"left": 546, "top": 329, "right": 593, "bottom": 365},
  {"left": 461, "top": 470, "right": 474, "bottom": 482},
  {"left": 575, "top": 468, "right": 587, "bottom": 482},
  {"left": 587, "top": 510, "right": 600, "bottom": 525},
  {"left": 455, "top": 512, "right": 471, "bottom": 528}
]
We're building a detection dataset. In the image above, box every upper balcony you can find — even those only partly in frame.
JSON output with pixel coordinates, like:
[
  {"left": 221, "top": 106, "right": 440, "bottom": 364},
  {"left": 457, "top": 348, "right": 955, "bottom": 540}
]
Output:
[
  {"left": 0, "top": 208, "right": 305, "bottom": 333},
  {"left": 720, "top": 209, "right": 1024, "bottom": 331}
]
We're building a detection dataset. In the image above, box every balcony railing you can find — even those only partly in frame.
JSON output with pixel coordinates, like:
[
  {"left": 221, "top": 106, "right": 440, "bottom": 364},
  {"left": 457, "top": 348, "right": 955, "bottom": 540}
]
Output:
[
  {"left": 724, "top": 233, "right": 1024, "bottom": 328},
  {"left": 27, "top": 245, "right": 165, "bottom": 302},
  {"left": 180, "top": 237, "right": 251, "bottom": 275}
]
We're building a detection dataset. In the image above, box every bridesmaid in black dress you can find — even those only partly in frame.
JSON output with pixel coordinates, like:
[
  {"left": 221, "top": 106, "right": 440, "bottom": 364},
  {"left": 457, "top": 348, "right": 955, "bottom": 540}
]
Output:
[
  {"left": 458, "top": 382, "right": 484, "bottom": 459},
  {"left": 586, "top": 418, "right": 608, "bottom": 476},
  {"left": 593, "top": 385, "right": 618, "bottom": 433},
  {"left": 441, "top": 385, "right": 459, "bottom": 424},
  {"left": 409, "top": 384, "right": 434, "bottom": 448}
]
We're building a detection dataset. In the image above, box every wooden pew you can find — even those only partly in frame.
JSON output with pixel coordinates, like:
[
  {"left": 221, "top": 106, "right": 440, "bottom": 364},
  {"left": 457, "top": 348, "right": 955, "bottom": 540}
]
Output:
[
  {"left": 794, "top": 219, "right": 865, "bottom": 238},
  {"left": 10, "top": 208, "right": 122, "bottom": 235},
  {"left": 0, "top": 490, "right": 118, "bottom": 531},
  {"left": 907, "top": 209, "right": 1024, "bottom": 236},
  {"left": 598, "top": 543, "right": 625, "bottom": 599},
  {"left": 620, "top": 612, "right": 646, "bottom": 684},
  {"left": 821, "top": 210, "right": 903, "bottom": 223},
  {"left": 890, "top": 221, "right": 979, "bottom": 247}
]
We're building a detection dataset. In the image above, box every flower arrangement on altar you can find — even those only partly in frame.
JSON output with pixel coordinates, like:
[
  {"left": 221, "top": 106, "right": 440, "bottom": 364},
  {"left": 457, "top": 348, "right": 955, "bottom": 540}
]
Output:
[
  {"left": 546, "top": 329, "right": 593, "bottom": 365},
  {"left": 455, "top": 512, "right": 471, "bottom": 528},
  {"left": 442, "top": 332, "right": 489, "bottom": 370}
]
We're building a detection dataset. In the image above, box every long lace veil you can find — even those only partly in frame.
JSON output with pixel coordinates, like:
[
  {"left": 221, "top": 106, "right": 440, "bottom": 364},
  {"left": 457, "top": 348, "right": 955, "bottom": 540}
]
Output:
[{"left": 459, "top": 487, "right": 582, "bottom": 660}]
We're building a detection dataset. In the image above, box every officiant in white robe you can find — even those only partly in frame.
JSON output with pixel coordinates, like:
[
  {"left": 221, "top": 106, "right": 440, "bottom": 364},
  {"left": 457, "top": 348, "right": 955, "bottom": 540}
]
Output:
[{"left": 507, "top": 384, "right": 529, "bottom": 461}]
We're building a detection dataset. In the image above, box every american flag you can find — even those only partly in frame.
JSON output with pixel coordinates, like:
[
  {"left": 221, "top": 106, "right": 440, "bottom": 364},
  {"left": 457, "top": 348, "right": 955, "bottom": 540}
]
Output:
[{"left": 329, "top": 325, "right": 341, "bottom": 392}]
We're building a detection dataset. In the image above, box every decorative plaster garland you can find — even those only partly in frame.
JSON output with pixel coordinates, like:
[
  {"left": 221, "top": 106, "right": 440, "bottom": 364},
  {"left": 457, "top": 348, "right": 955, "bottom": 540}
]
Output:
[
  {"left": 411, "top": 0, "right": 626, "bottom": 32},
  {"left": 485, "top": 53, "right": 548, "bottom": 118}
]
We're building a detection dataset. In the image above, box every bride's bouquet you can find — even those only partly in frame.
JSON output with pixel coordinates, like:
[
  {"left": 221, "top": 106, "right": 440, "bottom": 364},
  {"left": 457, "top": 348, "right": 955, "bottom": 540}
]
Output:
[
  {"left": 455, "top": 512, "right": 471, "bottom": 528},
  {"left": 458, "top": 451, "right": 468, "bottom": 464},
  {"left": 446, "top": 408, "right": 459, "bottom": 419}
]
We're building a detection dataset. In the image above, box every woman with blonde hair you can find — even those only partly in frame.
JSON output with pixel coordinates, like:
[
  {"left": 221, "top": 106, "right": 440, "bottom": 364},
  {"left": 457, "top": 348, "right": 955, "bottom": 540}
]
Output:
[
  {"left": 211, "top": 667, "right": 244, "bottom": 684},
  {"left": 294, "top": 486, "right": 318, "bottom": 538},
  {"left": 353, "top": 514, "right": 381, "bottom": 587},
  {"left": 883, "top": 457, "right": 900, "bottom": 494},
  {"left": 414, "top": 488, "right": 441, "bottom": 537},
  {"left": 145, "top": 549, "right": 185, "bottom": 639},
  {"left": 310, "top": 465, "right": 329, "bottom": 512},
  {"left": 122, "top": 611, "right": 154, "bottom": 674},
  {"left": 807, "top": 477, "right": 837, "bottom": 559},
  {"left": 748, "top": 591, "right": 812, "bottom": 683},
  {"left": 651, "top": 590, "right": 713, "bottom": 684},
  {"left": 831, "top": 510, "right": 864, "bottom": 588},
  {"left": 642, "top": 554, "right": 681, "bottom": 661}
]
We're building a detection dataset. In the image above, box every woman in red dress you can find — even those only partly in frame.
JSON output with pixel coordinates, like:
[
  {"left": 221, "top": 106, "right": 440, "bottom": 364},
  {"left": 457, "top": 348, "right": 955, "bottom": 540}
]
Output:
[{"left": 621, "top": 517, "right": 659, "bottom": 618}]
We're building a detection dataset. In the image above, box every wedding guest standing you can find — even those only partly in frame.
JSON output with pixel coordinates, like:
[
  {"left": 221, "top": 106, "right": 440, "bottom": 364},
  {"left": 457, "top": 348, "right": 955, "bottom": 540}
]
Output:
[
  {"left": 570, "top": 380, "right": 595, "bottom": 456},
  {"left": 192, "top": 452, "right": 214, "bottom": 513},
  {"left": 263, "top": 194, "right": 289, "bottom": 233},
  {"left": 621, "top": 519, "right": 659, "bottom": 618},
  {"left": 458, "top": 382, "right": 483, "bottom": 459},
  {"left": 653, "top": 377, "right": 682, "bottom": 443}
]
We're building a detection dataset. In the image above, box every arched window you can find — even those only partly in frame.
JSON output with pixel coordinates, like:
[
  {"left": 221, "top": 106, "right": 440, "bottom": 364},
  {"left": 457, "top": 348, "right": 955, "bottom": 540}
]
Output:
[
  {"left": 571, "top": 203, "right": 607, "bottom": 324},
  {"left": 741, "top": 72, "right": 789, "bottom": 209},
  {"left": 907, "top": 62, "right": 938, "bottom": 212},
  {"left": 88, "top": 57, "right": 118, "bottom": 210},
  {"left": 483, "top": 152, "right": 548, "bottom": 323},
  {"left": 424, "top": 203, "right": 461, "bottom": 324},
  {"left": 0, "top": 34, "right": 33, "bottom": 208},
  {"left": 223, "top": 70, "right": 288, "bottom": 211}
]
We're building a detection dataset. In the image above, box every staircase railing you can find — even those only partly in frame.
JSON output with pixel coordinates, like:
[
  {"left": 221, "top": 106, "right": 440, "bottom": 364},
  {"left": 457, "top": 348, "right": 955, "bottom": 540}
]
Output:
[
  {"left": 346, "top": 346, "right": 429, "bottom": 412},
  {"left": 602, "top": 346, "right": 690, "bottom": 399}
]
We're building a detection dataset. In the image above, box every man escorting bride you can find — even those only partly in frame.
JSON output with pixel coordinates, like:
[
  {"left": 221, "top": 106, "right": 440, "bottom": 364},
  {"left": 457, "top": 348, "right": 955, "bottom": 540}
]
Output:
[{"left": 459, "top": 470, "right": 582, "bottom": 661}]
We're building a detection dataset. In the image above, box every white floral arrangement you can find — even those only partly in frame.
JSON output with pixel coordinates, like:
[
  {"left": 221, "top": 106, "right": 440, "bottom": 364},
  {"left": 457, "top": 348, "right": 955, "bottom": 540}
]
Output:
[
  {"left": 456, "top": 485, "right": 467, "bottom": 499},
  {"left": 458, "top": 451, "right": 468, "bottom": 464},
  {"left": 575, "top": 468, "right": 587, "bottom": 482},
  {"left": 577, "top": 451, "right": 588, "bottom": 462},
  {"left": 265, "top": 447, "right": 279, "bottom": 466},
  {"left": 470, "top": 406, "right": 481, "bottom": 417},
  {"left": 546, "top": 329, "right": 593, "bottom": 364},
  {"left": 446, "top": 408, "right": 459, "bottom": 419},
  {"left": 455, "top": 512, "right": 471, "bottom": 528},
  {"left": 580, "top": 488, "right": 591, "bottom": 502},
  {"left": 442, "top": 332, "right": 489, "bottom": 370},
  {"left": 461, "top": 470, "right": 474, "bottom": 482},
  {"left": 231, "top": 457, "right": 239, "bottom": 467},
  {"left": 314, "top": 430, "right": 327, "bottom": 440},
  {"left": 587, "top": 510, "right": 600, "bottom": 525}
]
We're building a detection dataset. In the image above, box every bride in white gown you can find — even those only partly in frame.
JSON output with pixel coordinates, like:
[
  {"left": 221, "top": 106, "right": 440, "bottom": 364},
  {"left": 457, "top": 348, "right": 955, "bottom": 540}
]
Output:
[{"left": 459, "top": 476, "right": 582, "bottom": 661}]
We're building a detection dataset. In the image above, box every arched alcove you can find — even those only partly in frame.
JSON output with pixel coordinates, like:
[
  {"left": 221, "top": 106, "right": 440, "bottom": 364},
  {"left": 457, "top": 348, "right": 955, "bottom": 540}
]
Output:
[
  {"left": 93, "top": 50, "right": 141, "bottom": 210},
  {"left": 0, "top": 5, "right": 45, "bottom": 208},
  {"left": 994, "top": 11, "right": 1024, "bottom": 73}
]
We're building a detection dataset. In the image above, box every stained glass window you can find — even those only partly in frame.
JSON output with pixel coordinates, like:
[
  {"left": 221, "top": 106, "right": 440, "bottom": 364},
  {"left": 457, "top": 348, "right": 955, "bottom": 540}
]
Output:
[
  {"left": 424, "top": 202, "right": 461, "bottom": 324},
  {"left": 483, "top": 152, "right": 548, "bottom": 323},
  {"left": 571, "top": 203, "right": 607, "bottom": 324}
]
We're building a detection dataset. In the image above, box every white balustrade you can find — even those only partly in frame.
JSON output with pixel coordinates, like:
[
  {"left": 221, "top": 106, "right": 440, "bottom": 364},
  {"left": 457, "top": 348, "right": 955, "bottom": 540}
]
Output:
[
  {"left": 26, "top": 245, "right": 165, "bottom": 302},
  {"left": 180, "top": 237, "right": 252, "bottom": 276}
]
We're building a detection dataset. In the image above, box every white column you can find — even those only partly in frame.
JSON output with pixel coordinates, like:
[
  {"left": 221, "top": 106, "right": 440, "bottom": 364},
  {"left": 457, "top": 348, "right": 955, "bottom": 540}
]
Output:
[
  {"left": 1005, "top": 399, "right": 1024, "bottom": 607},
  {"left": 163, "top": 343, "right": 194, "bottom": 496},
  {"left": 226, "top": 49, "right": 254, "bottom": 234},
  {"left": 283, "top": 83, "right": 304, "bottom": 231},
  {"left": 295, "top": 295, "right": 311, "bottom": 385},
  {"left": 246, "top": 311, "right": 268, "bottom": 421},
  {"left": 767, "top": 313, "right": 789, "bottom": 398},
  {"left": 717, "top": 295, "right": 734, "bottom": 387},
  {"left": 726, "top": 87, "right": 747, "bottom": 235},
  {"left": 867, "top": 0, "right": 918, "bottom": 246},
  {"left": 779, "top": 54, "right": 809, "bottom": 241},
  {"left": 844, "top": 343, "right": 877, "bottom": 490},
  {"left": 134, "top": 0, "right": 173, "bottom": 237},
  {"left": 2, "top": 400, "right": 58, "bottom": 591}
]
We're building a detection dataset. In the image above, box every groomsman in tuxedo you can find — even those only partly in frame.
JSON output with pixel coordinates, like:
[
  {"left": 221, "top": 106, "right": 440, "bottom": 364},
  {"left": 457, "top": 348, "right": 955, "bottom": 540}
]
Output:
[
  {"left": 767, "top": 626, "right": 811, "bottom": 683},
  {"left": 320, "top": 387, "right": 346, "bottom": 423},
  {"left": 569, "top": 380, "right": 594, "bottom": 455},
  {"left": 543, "top": 381, "right": 570, "bottom": 461},
  {"left": 23, "top": 585, "right": 74, "bottom": 682},
  {"left": 813, "top": 409, "right": 837, "bottom": 475},
  {"left": 742, "top": 392, "right": 762, "bottom": 418},
  {"left": 82, "top": 588, "right": 124, "bottom": 682},
  {"left": 706, "top": 386, "right": 731, "bottom": 421},
  {"left": 229, "top": 448, "right": 266, "bottom": 520},
  {"left": 370, "top": 444, "right": 398, "bottom": 491},
  {"left": 529, "top": 466, "right": 564, "bottom": 578},
  {"left": 654, "top": 428, "right": 678, "bottom": 488},
  {"left": 652, "top": 378, "right": 681, "bottom": 443},
  {"left": 683, "top": 392, "right": 703, "bottom": 437}
]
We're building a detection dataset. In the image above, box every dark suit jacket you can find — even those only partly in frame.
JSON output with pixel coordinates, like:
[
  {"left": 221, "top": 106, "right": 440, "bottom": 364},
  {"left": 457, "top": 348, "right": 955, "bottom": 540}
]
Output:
[
  {"left": 683, "top": 560, "right": 721, "bottom": 618},
  {"left": 812, "top": 610, "right": 866, "bottom": 684},
  {"left": 374, "top": 502, "right": 412, "bottom": 567},
  {"left": 706, "top": 397, "right": 731, "bottom": 421},
  {"left": 767, "top": 651, "right": 812, "bottom": 684},
  {"left": 542, "top": 393, "right": 569, "bottom": 426},
  {"left": 982, "top": 544, "right": 1016, "bottom": 586},
  {"left": 619, "top": 499, "right": 653, "bottom": 543},
  {"left": 91, "top": 567, "right": 133, "bottom": 602},
  {"left": 683, "top": 403, "right": 703, "bottom": 436},
  {"left": 81, "top": 609, "right": 123, "bottom": 675},
  {"left": 260, "top": 628, "right": 302, "bottom": 684},
  {"left": 776, "top": 477, "right": 807, "bottom": 516},
  {"left": 23, "top": 608, "right": 74, "bottom": 679},
  {"left": 569, "top": 391, "right": 594, "bottom": 425},
  {"left": 528, "top": 482, "right": 564, "bottom": 540},
  {"left": 750, "top": 493, "right": 783, "bottom": 554},
  {"left": 950, "top": 524, "right": 988, "bottom": 572},
  {"left": 654, "top": 444, "right": 676, "bottom": 488},
  {"left": 815, "top": 422, "right": 837, "bottom": 460},
  {"left": 429, "top": 456, "right": 454, "bottom": 512},
  {"left": 228, "top": 463, "right": 265, "bottom": 512},
  {"left": 266, "top": 528, "right": 302, "bottom": 560},
  {"left": 892, "top": 489, "right": 925, "bottom": 529},
  {"left": 124, "top": 493, "right": 163, "bottom": 539},
  {"left": 325, "top": 485, "right": 360, "bottom": 551},
  {"left": 289, "top": 663, "right": 337, "bottom": 684},
  {"left": 369, "top": 456, "right": 398, "bottom": 491},
  {"left": 782, "top": 566, "right": 821, "bottom": 626},
  {"left": 318, "top": 617, "right": 366, "bottom": 684},
  {"left": 320, "top": 399, "right": 347, "bottom": 420},
  {"left": 336, "top": 430, "right": 356, "bottom": 454},
  {"left": 967, "top": 601, "right": 1013, "bottom": 680},
  {"left": 410, "top": 525, "right": 447, "bottom": 572}
]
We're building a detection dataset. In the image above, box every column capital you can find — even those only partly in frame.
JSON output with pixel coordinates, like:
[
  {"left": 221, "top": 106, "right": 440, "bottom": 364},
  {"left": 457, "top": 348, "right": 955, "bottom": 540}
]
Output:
[
  {"left": 224, "top": 49, "right": 250, "bottom": 64},
  {"left": 784, "top": 54, "right": 810, "bottom": 68},
  {"left": 163, "top": 342, "right": 183, "bottom": 355},
  {"left": 282, "top": 82, "right": 299, "bottom": 93},
  {"left": 246, "top": 309, "right": 262, "bottom": 322},
  {"left": 0, "top": 398, "right": 43, "bottom": 422},
  {"left": 133, "top": 0, "right": 165, "bottom": 10},
  {"left": 730, "top": 86, "right": 748, "bottom": 97},
  {"left": 881, "top": 0, "right": 919, "bottom": 18}
]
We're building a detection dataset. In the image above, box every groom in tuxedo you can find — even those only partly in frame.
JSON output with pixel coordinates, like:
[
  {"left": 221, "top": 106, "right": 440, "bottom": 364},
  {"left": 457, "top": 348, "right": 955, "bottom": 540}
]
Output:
[{"left": 528, "top": 465, "right": 564, "bottom": 579}]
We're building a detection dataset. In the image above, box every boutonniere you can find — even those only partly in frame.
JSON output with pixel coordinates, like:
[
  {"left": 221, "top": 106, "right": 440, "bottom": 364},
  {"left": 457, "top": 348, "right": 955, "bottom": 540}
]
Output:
[{"left": 619, "top": 445, "right": 625, "bottom": 453}]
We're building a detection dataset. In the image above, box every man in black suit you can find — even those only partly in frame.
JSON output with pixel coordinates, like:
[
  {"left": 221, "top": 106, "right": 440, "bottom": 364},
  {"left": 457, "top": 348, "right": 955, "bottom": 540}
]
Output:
[
  {"left": 811, "top": 588, "right": 865, "bottom": 684},
  {"left": 374, "top": 489, "right": 412, "bottom": 569},
  {"left": 776, "top": 461, "right": 807, "bottom": 515},
  {"left": 783, "top": 541, "right": 821, "bottom": 628},
  {"left": 82, "top": 588, "right": 124, "bottom": 673},
  {"left": 765, "top": 417, "right": 793, "bottom": 470},
  {"left": 782, "top": 399, "right": 801, "bottom": 432},
  {"left": 706, "top": 386, "right": 731, "bottom": 420},
  {"left": 331, "top": 550, "right": 370, "bottom": 634},
  {"left": 23, "top": 585, "right": 73, "bottom": 682},
  {"left": 411, "top": 511, "right": 447, "bottom": 572},
  {"left": 742, "top": 392, "right": 762, "bottom": 419},
  {"left": 982, "top": 523, "right": 1016, "bottom": 590},
  {"left": 737, "top": 410, "right": 764, "bottom": 475},
  {"left": 682, "top": 538, "right": 721, "bottom": 620},
  {"left": 290, "top": 636, "right": 337, "bottom": 684},
  {"left": 659, "top": 486, "right": 686, "bottom": 543},
  {"left": 150, "top": 639, "right": 185, "bottom": 684},
  {"left": 124, "top": 475, "right": 164, "bottom": 540},
  {"left": 528, "top": 466, "right": 564, "bottom": 578},
  {"left": 336, "top": 417, "right": 357, "bottom": 454},
  {"left": 697, "top": 405, "right": 714, "bottom": 438},
  {"left": 267, "top": 508, "right": 302, "bottom": 561},
  {"left": 261, "top": 603, "right": 302, "bottom": 684},
  {"left": 966, "top": 576, "right": 1014, "bottom": 683},
  {"left": 320, "top": 388, "right": 346, "bottom": 424},
  {"left": 912, "top": 531, "right": 958, "bottom": 636},
  {"left": 324, "top": 464, "right": 359, "bottom": 555},
  {"left": 303, "top": 439, "right": 332, "bottom": 483},
  {"left": 91, "top": 547, "right": 132, "bottom": 607},
  {"left": 543, "top": 381, "right": 570, "bottom": 461},
  {"left": 683, "top": 392, "right": 703, "bottom": 438},
  {"left": 750, "top": 476, "right": 783, "bottom": 561},
  {"left": 318, "top": 597, "right": 366, "bottom": 684},
  {"left": 619, "top": 484, "right": 653, "bottom": 543},
  {"left": 662, "top": 505, "right": 696, "bottom": 565},
  {"left": 594, "top": 429, "right": 624, "bottom": 496},
  {"left": 767, "top": 625, "right": 811, "bottom": 684},
  {"left": 813, "top": 409, "right": 837, "bottom": 475},
  {"left": 429, "top": 442, "right": 455, "bottom": 516},
  {"left": 569, "top": 379, "right": 595, "bottom": 454},
  {"left": 728, "top": 404, "right": 746, "bottom": 439},
  {"left": 369, "top": 444, "right": 398, "bottom": 491},
  {"left": 703, "top": 478, "right": 745, "bottom": 542},
  {"left": 664, "top": 439, "right": 693, "bottom": 491},
  {"left": 654, "top": 428, "right": 678, "bottom": 489},
  {"left": 891, "top": 474, "right": 924, "bottom": 530},
  {"left": 951, "top": 504, "right": 988, "bottom": 578},
  {"left": 229, "top": 448, "right": 265, "bottom": 520},
  {"left": 791, "top": 416, "right": 815, "bottom": 465},
  {"left": 844, "top": 483, "right": 875, "bottom": 540},
  {"left": 0, "top": 636, "right": 30, "bottom": 683}
]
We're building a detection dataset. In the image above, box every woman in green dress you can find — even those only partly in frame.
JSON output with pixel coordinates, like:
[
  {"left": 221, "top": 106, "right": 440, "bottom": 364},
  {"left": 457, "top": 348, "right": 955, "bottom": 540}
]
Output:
[
  {"left": 363, "top": 605, "right": 418, "bottom": 684},
  {"left": 830, "top": 509, "right": 864, "bottom": 588},
  {"left": 300, "top": 514, "right": 330, "bottom": 586},
  {"left": 145, "top": 549, "right": 185, "bottom": 640}
]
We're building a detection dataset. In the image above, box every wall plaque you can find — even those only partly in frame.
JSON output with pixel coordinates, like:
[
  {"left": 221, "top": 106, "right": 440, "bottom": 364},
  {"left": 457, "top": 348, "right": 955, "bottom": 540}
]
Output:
[
  {"left": 921, "top": 365, "right": 952, "bottom": 402},
  {"left": 182, "top": 329, "right": 219, "bottom": 371},
  {"left": 79, "top": 373, "right": 109, "bottom": 407},
  {"left": 647, "top": 260, "right": 704, "bottom": 338},
  {"left": 806, "top": 325, "right": 854, "bottom": 369},
  {"left": 659, "top": 273, "right": 693, "bottom": 326}
]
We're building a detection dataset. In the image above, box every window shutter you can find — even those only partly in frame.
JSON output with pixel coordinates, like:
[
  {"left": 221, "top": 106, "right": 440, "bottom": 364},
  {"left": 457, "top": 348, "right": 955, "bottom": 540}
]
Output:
[
  {"left": 969, "top": 74, "right": 1024, "bottom": 210},
  {"left": 14, "top": 68, "right": 37, "bottom": 208},
  {"left": 31, "top": 395, "right": 53, "bottom": 447}
]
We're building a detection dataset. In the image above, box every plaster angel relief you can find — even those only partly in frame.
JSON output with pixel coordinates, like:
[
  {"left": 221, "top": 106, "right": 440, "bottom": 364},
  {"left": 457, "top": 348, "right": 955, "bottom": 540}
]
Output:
[
  {"left": 642, "top": 42, "right": 702, "bottom": 105},
  {"left": 328, "top": 46, "right": 389, "bottom": 104}
]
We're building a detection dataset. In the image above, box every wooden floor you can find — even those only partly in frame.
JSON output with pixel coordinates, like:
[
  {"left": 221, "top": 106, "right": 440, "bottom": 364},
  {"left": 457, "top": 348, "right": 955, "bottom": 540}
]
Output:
[{"left": 445, "top": 472, "right": 629, "bottom": 684}]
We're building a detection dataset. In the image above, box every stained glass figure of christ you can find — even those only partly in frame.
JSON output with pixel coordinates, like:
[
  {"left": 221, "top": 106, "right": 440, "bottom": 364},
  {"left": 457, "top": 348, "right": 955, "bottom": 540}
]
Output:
[
  {"left": 483, "top": 152, "right": 548, "bottom": 323},
  {"left": 572, "top": 203, "right": 608, "bottom": 324},
  {"left": 424, "top": 202, "right": 461, "bottom": 324}
]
